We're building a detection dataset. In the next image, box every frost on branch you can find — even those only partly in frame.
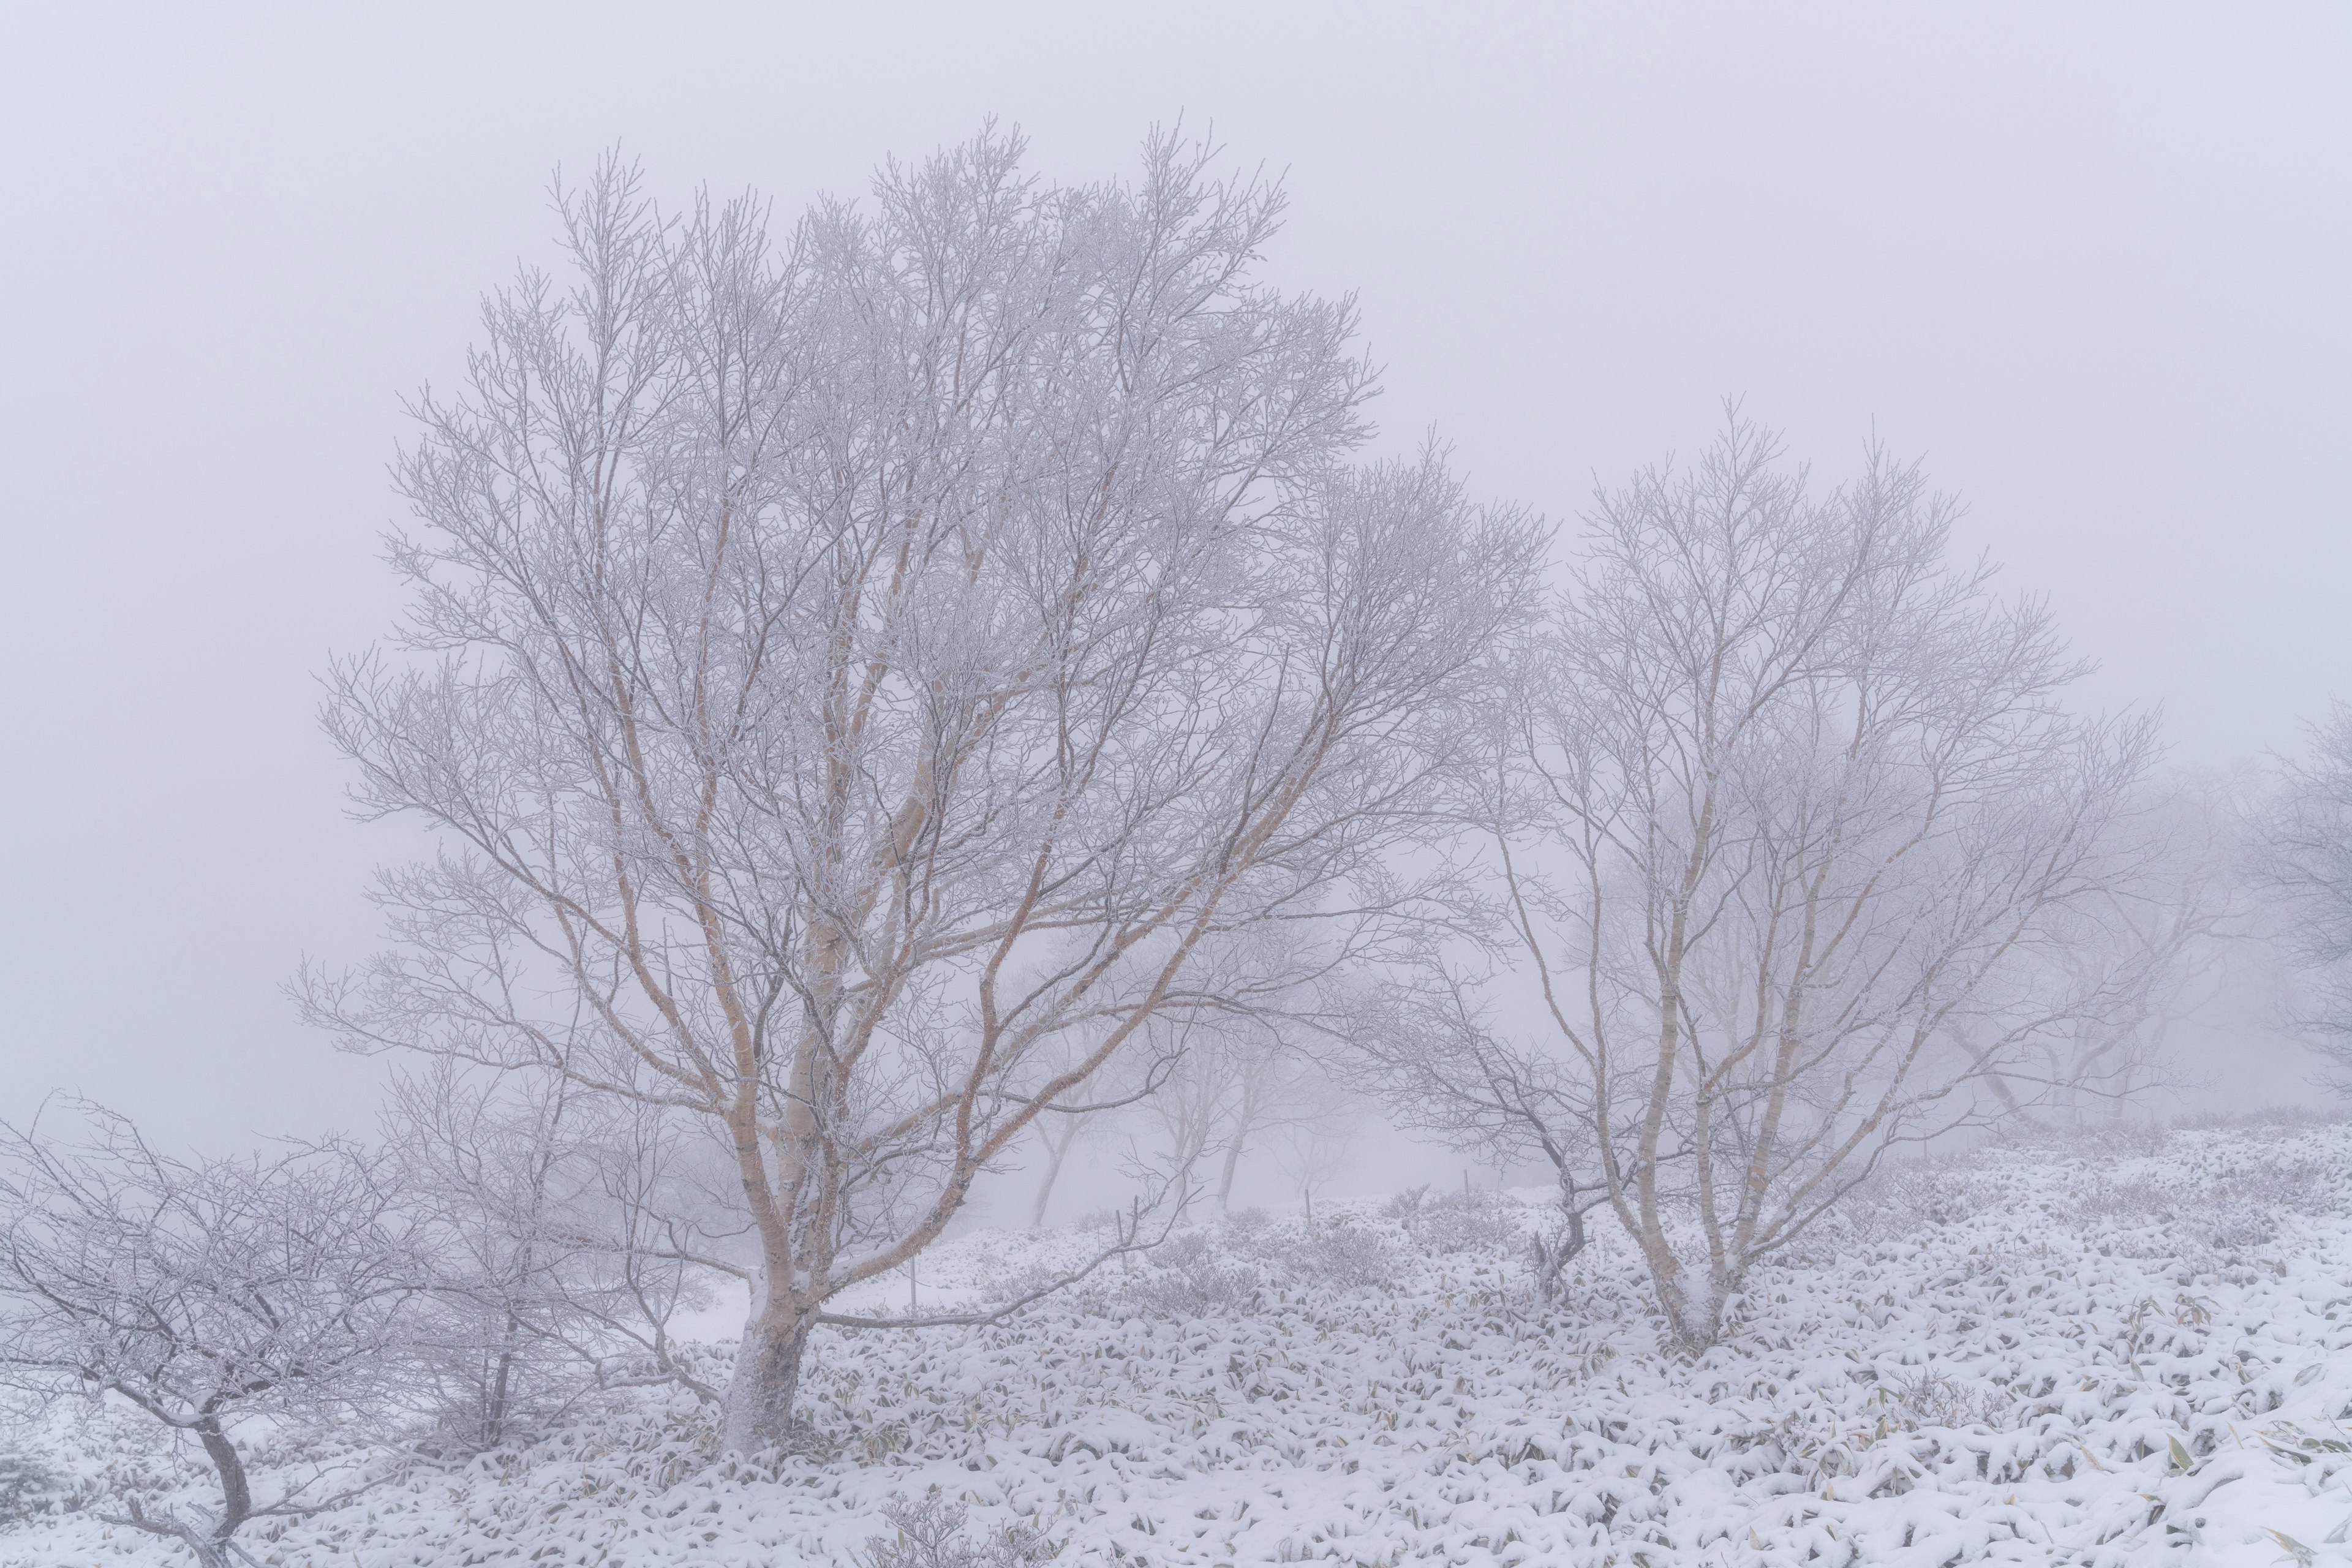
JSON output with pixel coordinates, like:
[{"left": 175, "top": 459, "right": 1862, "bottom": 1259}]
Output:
[
  {"left": 1358, "top": 413, "right": 2193, "bottom": 1346},
  {"left": 0, "top": 1102, "right": 411, "bottom": 1568},
  {"left": 297, "top": 126, "right": 1544, "bottom": 1449},
  {"left": 380, "top": 1064, "right": 728, "bottom": 1450}
]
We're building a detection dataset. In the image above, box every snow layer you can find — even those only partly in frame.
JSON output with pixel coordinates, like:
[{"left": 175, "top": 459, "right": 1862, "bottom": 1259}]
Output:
[{"left": 8, "top": 1117, "right": 2352, "bottom": 1566}]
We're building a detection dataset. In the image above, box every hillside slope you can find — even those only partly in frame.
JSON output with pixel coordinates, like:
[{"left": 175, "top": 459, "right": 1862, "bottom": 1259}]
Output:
[{"left": 7, "top": 1118, "right": 2352, "bottom": 1566}]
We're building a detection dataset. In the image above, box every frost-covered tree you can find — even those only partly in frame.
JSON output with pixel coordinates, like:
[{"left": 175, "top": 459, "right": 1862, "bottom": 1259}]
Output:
[
  {"left": 1373, "top": 416, "right": 2168, "bottom": 1346},
  {"left": 1350, "top": 971, "right": 1613, "bottom": 1295},
  {"left": 1268, "top": 1072, "right": 1366, "bottom": 1220},
  {"left": 0, "top": 1105, "right": 412, "bottom": 1568},
  {"left": 1974, "top": 775, "right": 2239, "bottom": 1120},
  {"left": 383, "top": 1066, "right": 720, "bottom": 1448},
  {"left": 1139, "top": 1013, "right": 1323, "bottom": 1208},
  {"left": 2248, "top": 704, "right": 2352, "bottom": 1088},
  {"left": 1206, "top": 1024, "right": 1333, "bottom": 1212},
  {"left": 1123, "top": 927, "right": 1353, "bottom": 1212},
  {"left": 301, "top": 129, "right": 1540, "bottom": 1449},
  {"left": 1024, "top": 1030, "right": 1166, "bottom": 1229}
]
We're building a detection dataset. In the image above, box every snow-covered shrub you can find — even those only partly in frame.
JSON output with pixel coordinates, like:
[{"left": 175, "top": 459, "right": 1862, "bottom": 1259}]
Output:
[
  {"left": 0, "top": 1106, "right": 412, "bottom": 1567},
  {"left": 2207, "top": 1153, "right": 2344, "bottom": 1219},
  {"left": 1289, "top": 1213, "right": 1402, "bottom": 1292},
  {"left": 1386, "top": 1185, "right": 1523, "bottom": 1256},
  {"left": 13, "top": 1119, "right": 2352, "bottom": 1564},
  {"left": 2069, "top": 1175, "right": 2185, "bottom": 1231},
  {"left": 1086, "top": 1204, "right": 1410, "bottom": 1320},
  {"left": 2065, "top": 1153, "right": 2341, "bottom": 1260},
  {"left": 1836, "top": 1155, "right": 2008, "bottom": 1243},
  {"left": 1115, "top": 1232, "right": 1264, "bottom": 1319},
  {"left": 1388, "top": 1182, "right": 1592, "bottom": 1299},
  {"left": 2174, "top": 1104, "right": 2352, "bottom": 1133},
  {"left": 862, "top": 1493, "right": 1057, "bottom": 1568}
]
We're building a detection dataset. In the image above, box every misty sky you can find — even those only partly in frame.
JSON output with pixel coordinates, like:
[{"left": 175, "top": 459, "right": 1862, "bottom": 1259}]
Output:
[{"left": 2, "top": 4, "right": 2345, "bottom": 1147}]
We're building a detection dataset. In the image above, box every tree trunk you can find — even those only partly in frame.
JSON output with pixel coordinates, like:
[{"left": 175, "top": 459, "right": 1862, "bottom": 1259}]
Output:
[
  {"left": 721, "top": 1294, "right": 816, "bottom": 1453},
  {"left": 1530, "top": 1199, "right": 1586, "bottom": 1305},
  {"left": 486, "top": 1328, "right": 517, "bottom": 1447},
  {"left": 1646, "top": 1241, "right": 1740, "bottom": 1344},
  {"left": 192, "top": 1415, "right": 251, "bottom": 1568},
  {"left": 1216, "top": 1133, "right": 1246, "bottom": 1212},
  {"left": 1031, "top": 1128, "right": 1076, "bottom": 1229}
]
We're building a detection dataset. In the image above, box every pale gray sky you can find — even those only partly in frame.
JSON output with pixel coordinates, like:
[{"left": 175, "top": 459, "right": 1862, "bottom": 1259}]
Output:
[{"left": 2, "top": 3, "right": 2345, "bottom": 1144}]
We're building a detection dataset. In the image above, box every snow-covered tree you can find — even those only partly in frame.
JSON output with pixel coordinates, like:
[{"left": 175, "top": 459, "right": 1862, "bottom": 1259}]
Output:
[
  {"left": 1372, "top": 415, "right": 2169, "bottom": 1346},
  {"left": 1973, "top": 775, "right": 2240, "bottom": 1120},
  {"left": 0, "top": 1105, "right": 412, "bottom": 1568},
  {"left": 301, "top": 129, "right": 1541, "bottom": 1449},
  {"left": 1023, "top": 1028, "right": 1167, "bottom": 1229},
  {"left": 382, "top": 1066, "right": 721, "bottom": 1448},
  {"left": 2248, "top": 704, "right": 2352, "bottom": 1089}
]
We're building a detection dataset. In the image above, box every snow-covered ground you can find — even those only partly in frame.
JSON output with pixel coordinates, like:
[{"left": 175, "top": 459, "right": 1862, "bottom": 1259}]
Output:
[{"left": 8, "top": 1115, "right": 2352, "bottom": 1566}]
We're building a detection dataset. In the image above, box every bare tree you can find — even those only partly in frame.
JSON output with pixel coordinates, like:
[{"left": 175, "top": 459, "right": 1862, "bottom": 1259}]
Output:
[
  {"left": 1142, "top": 1013, "right": 1238, "bottom": 1190},
  {"left": 383, "top": 1066, "right": 722, "bottom": 1448},
  {"left": 301, "top": 129, "right": 1541, "bottom": 1449},
  {"left": 1207, "top": 1022, "right": 1330, "bottom": 1212},
  {"left": 1134, "top": 1012, "right": 1307, "bottom": 1204},
  {"left": 1117, "top": 925, "right": 1352, "bottom": 1210},
  {"left": 0, "top": 1105, "right": 412, "bottom": 1568},
  {"left": 1270, "top": 1077, "right": 1365, "bottom": 1221},
  {"left": 1392, "top": 416, "right": 2164, "bottom": 1346},
  {"left": 1025, "top": 1028, "right": 1167, "bottom": 1229},
  {"left": 1349, "top": 971, "right": 1611, "bottom": 1297},
  {"left": 2248, "top": 704, "right": 2352, "bottom": 1088},
  {"left": 1971, "top": 775, "right": 2240, "bottom": 1121},
  {"left": 1026, "top": 1106, "right": 1095, "bottom": 1230}
]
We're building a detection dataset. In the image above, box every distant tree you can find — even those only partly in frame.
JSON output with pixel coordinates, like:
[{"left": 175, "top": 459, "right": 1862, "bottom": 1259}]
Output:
[
  {"left": 1207, "top": 1023, "right": 1332, "bottom": 1212},
  {"left": 0, "top": 1105, "right": 412, "bottom": 1568},
  {"left": 1025, "top": 1106, "right": 1095, "bottom": 1231},
  {"left": 1139, "top": 1012, "right": 1321, "bottom": 1208},
  {"left": 382, "top": 1066, "right": 721, "bottom": 1448},
  {"left": 1131, "top": 928, "right": 1352, "bottom": 1212},
  {"left": 302, "top": 129, "right": 1540, "bottom": 1450},
  {"left": 1268, "top": 1072, "right": 1366, "bottom": 1222},
  {"left": 1350, "top": 970, "right": 1611, "bottom": 1297},
  {"left": 1025, "top": 1032, "right": 1166, "bottom": 1229},
  {"left": 1365, "top": 415, "right": 2169, "bottom": 1346},
  {"left": 1970, "top": 775, "right": 2240, "bottom": 1121},
  {"left": 2248, "top": 704, "right": 2352, "bottom": 1089}
]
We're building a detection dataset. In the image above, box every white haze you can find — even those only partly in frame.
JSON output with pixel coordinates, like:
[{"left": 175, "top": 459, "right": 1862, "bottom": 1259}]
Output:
[{"left": 0, "top": 4, "right": 2345, "bottom": 1164}]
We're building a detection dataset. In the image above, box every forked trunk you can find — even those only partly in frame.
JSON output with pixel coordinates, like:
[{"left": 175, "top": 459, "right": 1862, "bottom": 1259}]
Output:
[
  {"left": 1613, "top": 1200, "right": 1725, "bottom": 1351},
  {"left": 1646, "top": 1252, "right": 1725, "bottom": 1349},
  {"left": 721, "top": 1295, "right": 817, "bottom": 1453}
]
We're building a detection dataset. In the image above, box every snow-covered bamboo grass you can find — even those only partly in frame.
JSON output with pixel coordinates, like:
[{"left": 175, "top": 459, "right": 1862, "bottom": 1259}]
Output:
[{"left": 9, "top": 1114, "right": 2350, "bottom": 1566}]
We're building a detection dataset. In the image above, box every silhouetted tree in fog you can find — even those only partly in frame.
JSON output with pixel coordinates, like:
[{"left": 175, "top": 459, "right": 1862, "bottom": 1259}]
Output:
[{"left": 2250, "top": 704, "right": 2352, "bottom": 1089}]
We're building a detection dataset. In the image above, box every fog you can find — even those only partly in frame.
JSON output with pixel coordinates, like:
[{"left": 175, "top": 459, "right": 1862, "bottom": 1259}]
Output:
[{"left": 2, "top": 3, "right": 2346, "bottom": 1155}]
